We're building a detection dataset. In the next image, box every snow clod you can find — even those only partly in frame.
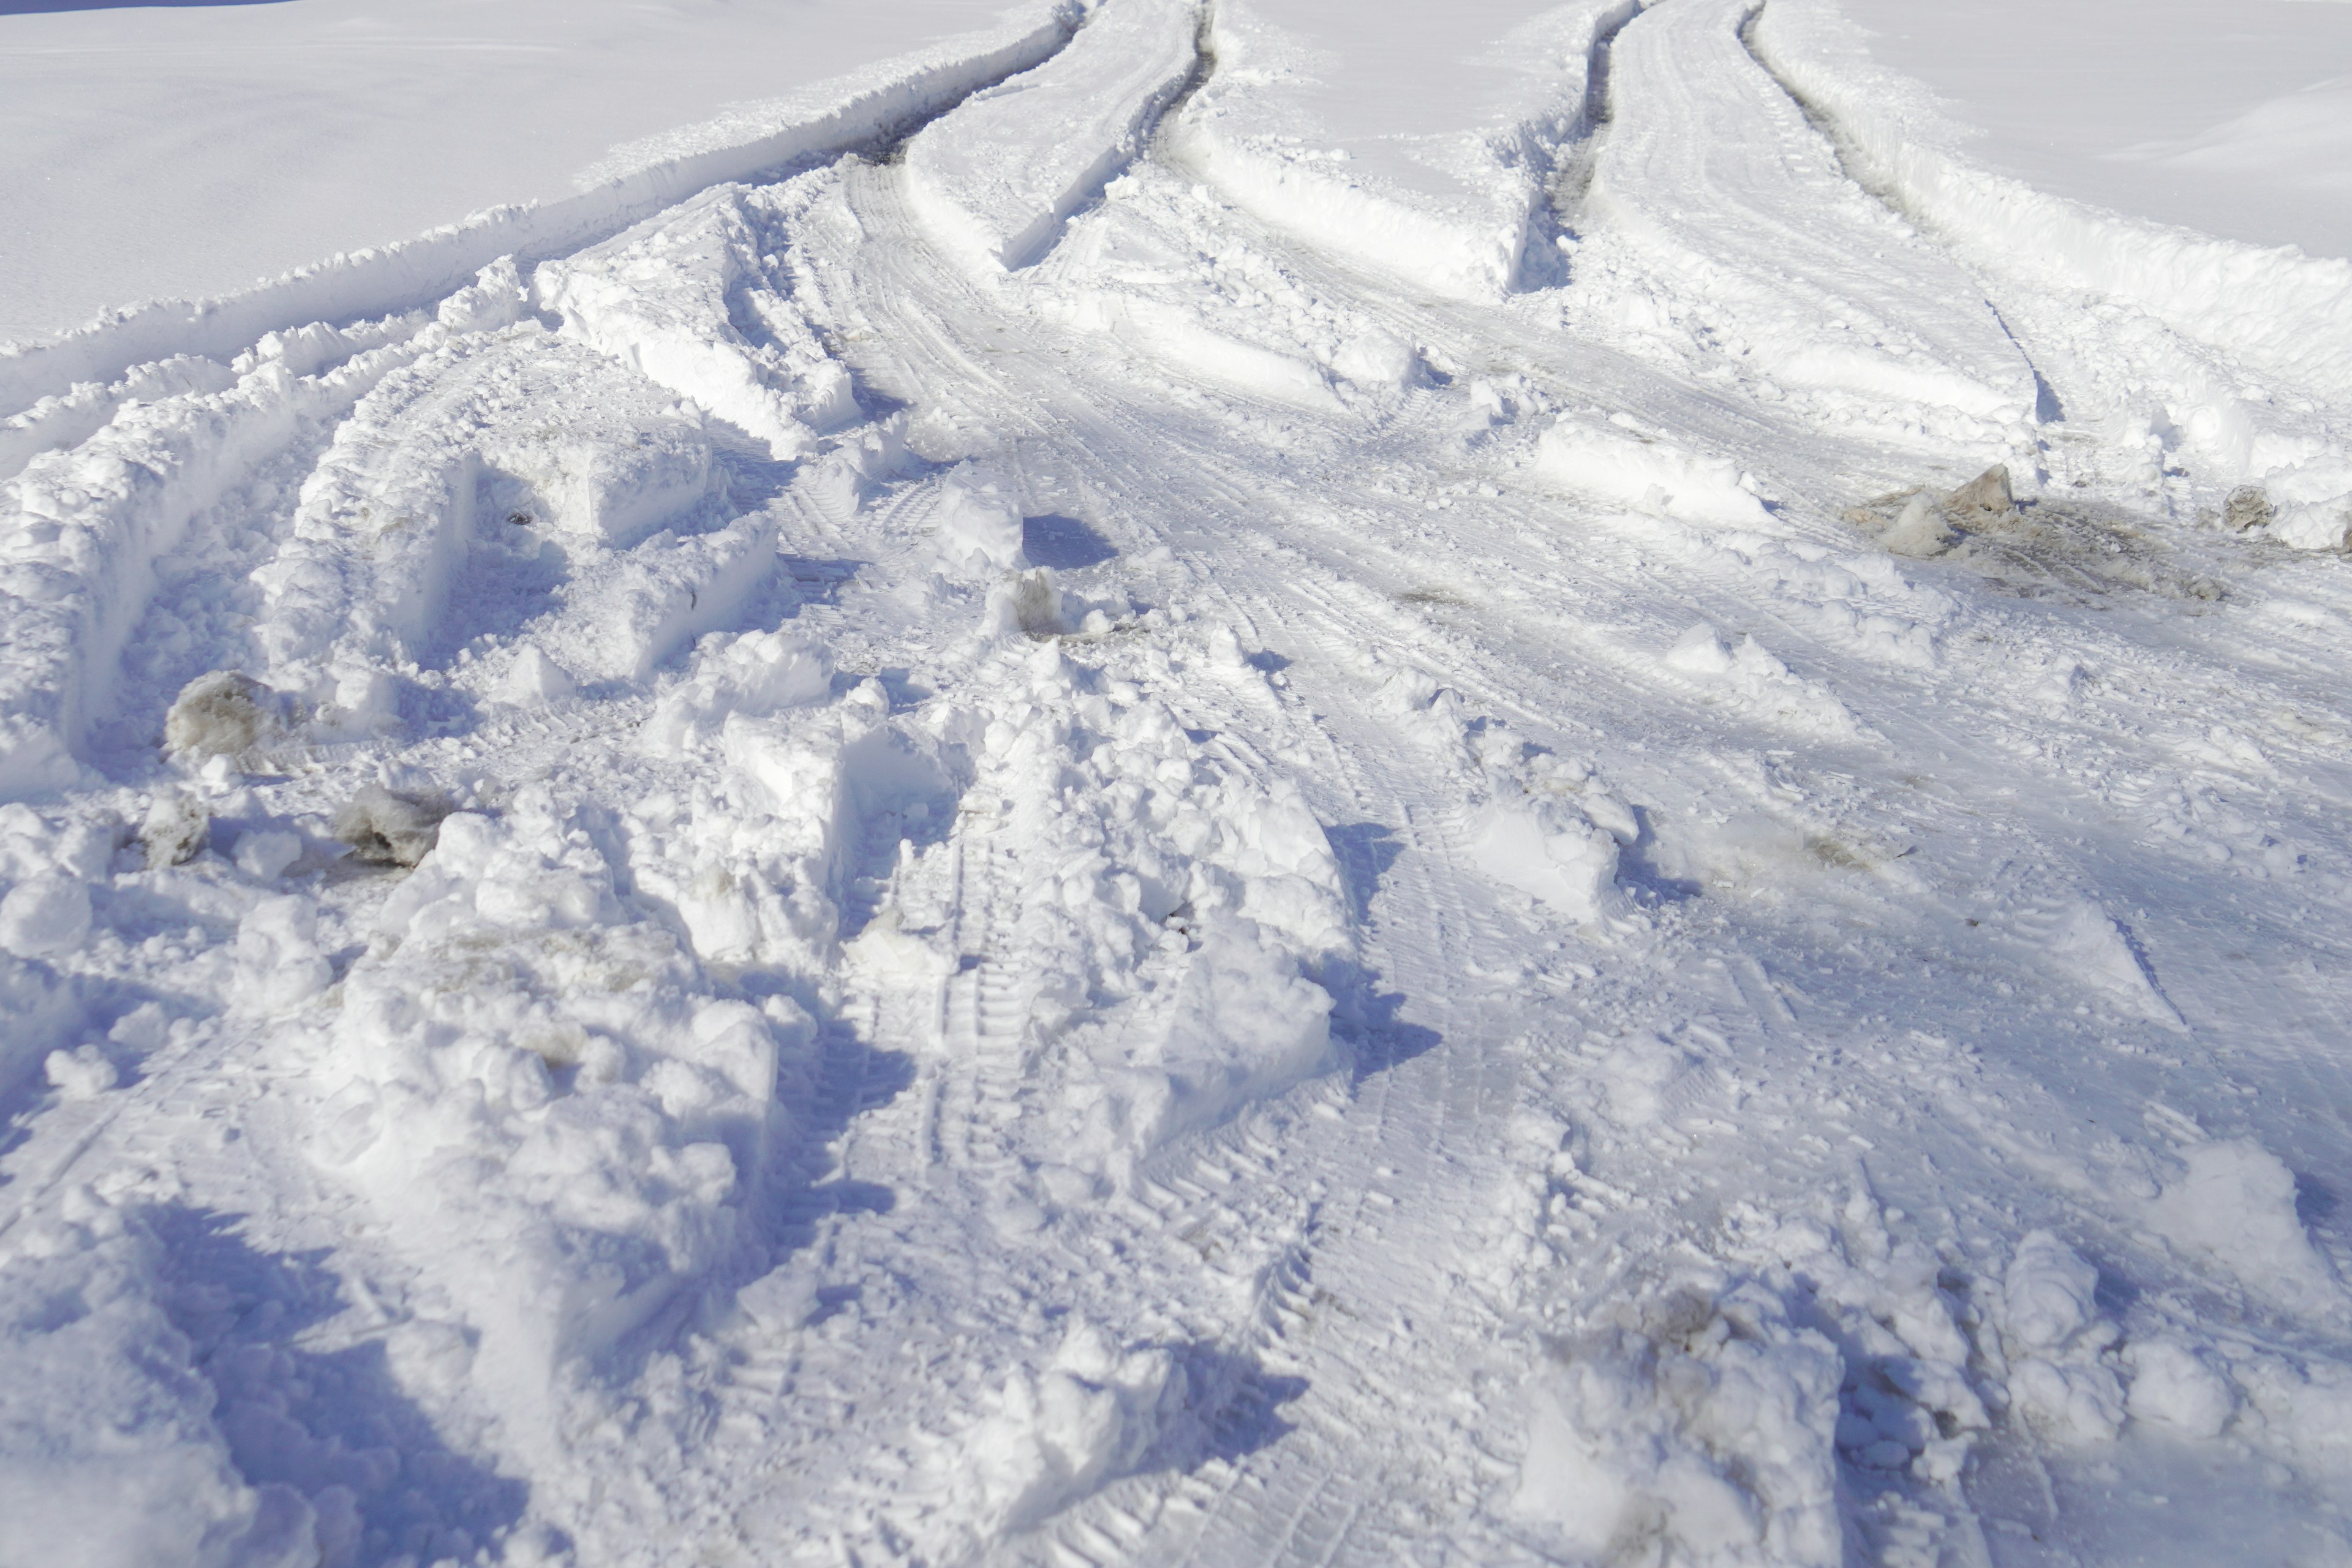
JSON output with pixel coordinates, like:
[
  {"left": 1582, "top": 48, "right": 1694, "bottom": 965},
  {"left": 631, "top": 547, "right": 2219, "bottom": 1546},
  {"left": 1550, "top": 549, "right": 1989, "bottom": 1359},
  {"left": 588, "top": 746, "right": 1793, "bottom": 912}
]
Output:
[
  {"left": 1880, "top": 491, "right": 1954, "bottom": 557},
  {"left": 0, "top": 873, "right": 92, "bottom": 958}
]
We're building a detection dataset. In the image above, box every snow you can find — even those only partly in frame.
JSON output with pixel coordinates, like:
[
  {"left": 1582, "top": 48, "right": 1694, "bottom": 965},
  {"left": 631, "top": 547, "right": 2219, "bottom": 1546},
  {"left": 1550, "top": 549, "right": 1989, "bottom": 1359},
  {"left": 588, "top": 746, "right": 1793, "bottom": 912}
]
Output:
[
  {"left": 0, "top": 0, "right": 1076, "bottom": 346},
  {"left": 6, "top": 0, "right": 2352, "bottom": 1563},
  {"left": 1836, "top": 0, "right": 2352, "bottom": 262}
]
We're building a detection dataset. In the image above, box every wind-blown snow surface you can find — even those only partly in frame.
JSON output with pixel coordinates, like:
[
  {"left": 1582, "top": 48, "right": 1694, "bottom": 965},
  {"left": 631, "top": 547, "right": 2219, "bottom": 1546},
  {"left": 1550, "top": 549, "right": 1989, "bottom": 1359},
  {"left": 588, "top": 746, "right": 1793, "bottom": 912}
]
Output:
[{"left": 5, "top": 1, "right": 2352, "bottom": 1565}]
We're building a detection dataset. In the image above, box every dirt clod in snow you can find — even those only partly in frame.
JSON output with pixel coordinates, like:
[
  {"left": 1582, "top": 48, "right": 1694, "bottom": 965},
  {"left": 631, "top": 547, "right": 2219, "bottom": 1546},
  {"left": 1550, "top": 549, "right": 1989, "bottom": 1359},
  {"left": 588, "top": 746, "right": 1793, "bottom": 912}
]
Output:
[
  {"left": 334, "top": 785, "right": 454, "bottom": 866},
  {"left": 162, "top": 669, "right": 287, "bottom": 761},
  {"left": 2223, "top": 485, "right": 2275, "bottom": 532},
  {"left": 1945, "top": 463, "right": 2018, "bottom": 524},
  {"left": 138, "top": 791, "right": 209, "bottom": 868}
]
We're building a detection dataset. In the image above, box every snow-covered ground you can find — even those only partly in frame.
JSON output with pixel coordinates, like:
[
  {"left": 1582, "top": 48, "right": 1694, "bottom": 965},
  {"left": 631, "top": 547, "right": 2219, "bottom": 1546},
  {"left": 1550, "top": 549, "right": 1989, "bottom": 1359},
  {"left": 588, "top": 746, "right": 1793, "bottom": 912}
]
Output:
[
  {"left": 5, "top": 2, "right": 2352, "bottom": 1566},
  {"left": 0, "top": 0, "right": 1066, "bottom": 345},
  {"left": 1839, "top": 0, "right": 2352, "bottom": 262}
]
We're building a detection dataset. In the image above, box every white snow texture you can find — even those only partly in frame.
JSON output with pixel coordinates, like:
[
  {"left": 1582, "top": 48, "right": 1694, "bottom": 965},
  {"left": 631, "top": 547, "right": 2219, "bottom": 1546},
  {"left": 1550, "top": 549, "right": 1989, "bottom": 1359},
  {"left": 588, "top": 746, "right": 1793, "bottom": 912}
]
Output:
[{"left": 4, "top": 0, "right": 2352, "bottom": 1565}]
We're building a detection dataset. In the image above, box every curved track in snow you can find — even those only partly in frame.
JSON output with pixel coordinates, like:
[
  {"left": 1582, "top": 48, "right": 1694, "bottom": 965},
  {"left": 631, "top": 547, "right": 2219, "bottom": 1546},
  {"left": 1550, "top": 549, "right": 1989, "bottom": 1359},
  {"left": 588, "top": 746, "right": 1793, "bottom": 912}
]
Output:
[{"left": 5, "top": 2, "right": 2352, "bottom": 1565}]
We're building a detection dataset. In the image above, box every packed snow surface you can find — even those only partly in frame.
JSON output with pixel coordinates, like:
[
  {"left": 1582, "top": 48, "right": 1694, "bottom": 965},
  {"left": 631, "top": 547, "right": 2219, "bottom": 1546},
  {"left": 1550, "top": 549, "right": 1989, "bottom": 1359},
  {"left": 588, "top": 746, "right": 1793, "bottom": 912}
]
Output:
[{"left": 5, "top": 1, "right": 2352, "bottom": 1566}]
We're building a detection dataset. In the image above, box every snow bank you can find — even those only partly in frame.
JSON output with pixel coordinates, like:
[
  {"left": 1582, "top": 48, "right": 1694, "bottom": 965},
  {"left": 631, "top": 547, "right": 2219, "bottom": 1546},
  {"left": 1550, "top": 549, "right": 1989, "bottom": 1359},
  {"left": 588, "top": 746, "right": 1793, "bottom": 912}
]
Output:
[
  {"left": 0, "top": 2, "right": 1084, "bottom": 421},
  {"left": 907, "top": 0, "right": 1201, "bottom": 273},
  {"left": 1169, "top": 0, "right": 1636, "bottom": 300}
]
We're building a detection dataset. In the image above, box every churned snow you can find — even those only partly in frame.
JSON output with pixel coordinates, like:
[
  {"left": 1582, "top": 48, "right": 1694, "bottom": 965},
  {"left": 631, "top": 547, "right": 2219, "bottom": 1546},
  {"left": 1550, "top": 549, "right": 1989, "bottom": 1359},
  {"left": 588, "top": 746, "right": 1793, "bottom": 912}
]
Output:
[{"left": 4, "top": 1, "right": 2352, "bottom": 1566}]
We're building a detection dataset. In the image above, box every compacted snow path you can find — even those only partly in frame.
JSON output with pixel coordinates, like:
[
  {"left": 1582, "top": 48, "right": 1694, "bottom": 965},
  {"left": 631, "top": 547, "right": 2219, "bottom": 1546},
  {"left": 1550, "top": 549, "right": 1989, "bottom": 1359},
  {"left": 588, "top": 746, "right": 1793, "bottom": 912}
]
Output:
[{"left": 5, "top": 2, "right": 2352, "bottom": 1566}]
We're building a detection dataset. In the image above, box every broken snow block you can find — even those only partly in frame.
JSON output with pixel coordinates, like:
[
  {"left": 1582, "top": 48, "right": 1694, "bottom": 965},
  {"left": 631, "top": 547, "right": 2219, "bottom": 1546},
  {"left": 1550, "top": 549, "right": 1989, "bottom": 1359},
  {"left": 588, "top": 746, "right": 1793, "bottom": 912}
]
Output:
[
  {"left": 2223, "top": 486, "right": 2275, "bottom": 533},
  {"left": 1882, "top": 492, "right": 1954, "bottom": 557},
  {"left": 334, "top": 785, "right": 453, "bottom": 866},
  {"left": 164, "top": 671, "right": 288, "bottom": 761},
  {"left": 140, "top": 791, "right": 211, "bottom": 868},
  {"left": 1944, "top": 464, "right": 2017, "bottom": 526}
]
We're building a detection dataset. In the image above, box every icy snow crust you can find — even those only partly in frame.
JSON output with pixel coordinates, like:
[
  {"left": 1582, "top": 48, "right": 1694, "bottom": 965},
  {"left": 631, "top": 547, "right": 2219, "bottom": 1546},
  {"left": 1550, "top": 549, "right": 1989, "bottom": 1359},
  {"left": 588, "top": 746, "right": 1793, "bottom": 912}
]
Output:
[{"left": 6, "top": 1, "right": 2352, "bottom": 1564}]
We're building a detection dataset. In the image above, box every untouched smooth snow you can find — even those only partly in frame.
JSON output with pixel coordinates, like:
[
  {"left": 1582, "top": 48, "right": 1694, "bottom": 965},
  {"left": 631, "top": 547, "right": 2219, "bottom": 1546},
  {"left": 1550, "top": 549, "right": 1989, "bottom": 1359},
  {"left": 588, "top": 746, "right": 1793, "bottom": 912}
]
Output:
[
  {"left": 0, "top": 0, "right": 1069, "bottom": 347},
  {"left": 1837, "top": 0, "right": 2352, "bottom": 262},
  {"left": 4, "top": 2, "right": 2352, "bottom": 1566}
]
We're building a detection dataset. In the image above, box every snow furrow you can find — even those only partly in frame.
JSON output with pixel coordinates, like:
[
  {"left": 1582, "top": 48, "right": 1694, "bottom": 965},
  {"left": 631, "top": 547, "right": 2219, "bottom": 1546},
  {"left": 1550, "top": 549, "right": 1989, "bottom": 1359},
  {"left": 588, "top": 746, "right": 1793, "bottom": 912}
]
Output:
[{"left": 1572, "top": 0, "right": 2038, "bottom": 439}]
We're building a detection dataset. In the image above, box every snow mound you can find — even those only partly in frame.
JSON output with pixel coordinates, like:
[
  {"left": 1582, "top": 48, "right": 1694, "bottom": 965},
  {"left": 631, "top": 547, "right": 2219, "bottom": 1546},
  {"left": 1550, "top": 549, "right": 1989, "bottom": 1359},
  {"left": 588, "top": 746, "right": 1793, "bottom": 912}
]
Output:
[{"left": 2152, "top": 1139, "right": 2344, "bottom": 1317}]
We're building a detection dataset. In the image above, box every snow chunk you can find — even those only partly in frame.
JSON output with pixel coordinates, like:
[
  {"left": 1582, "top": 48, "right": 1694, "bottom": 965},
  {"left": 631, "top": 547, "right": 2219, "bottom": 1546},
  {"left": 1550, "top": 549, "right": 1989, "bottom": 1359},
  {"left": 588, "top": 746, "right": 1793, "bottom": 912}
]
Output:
[
  {"left": 138, "top": 791, "right": 209, "bottom": 869},
  {"left": 961, "top": 1320, "right": 1185, "bottom": 1531},
  {"left": 933, "top": 463, "right": 1030, "bottom": 575},
  {"left": 0, "top": 951, "right": 81, "bottom": 1099},
  {"left": 0, "top": 872, "right": 90, "bottom": 958},
  {"left": 495, "top": 644, "right": 578, "bottom": 707},
  {"left": 641, "top": 630, "right": 833, "bottom": 756},
  {"left": 1512, "top": 1278, "right": 1844, "bottom": 1567},
  {"left": 1120, "top": 921, "right": 1333, "bottom": 1155},
  {"left": 2152, "top": 1139, "right": 2343, "bottom": 1314},
  {"left": 1469, "top": 796, "right": 1621, "bottom": 922},
  {"left": 43, "top": 1043, "right": 116, "bottom": 1101},
  {"left": 232, "top": 828, "right": 303, "bottom": 881},
  {"left": 2125, "top": 1338, "right": 2236, "bottom": 1439},
  {"left": 1999, "top": 1231, "right": 2125, "bottom": 1445},
  {"left": 2002, "top": 1230, "right": 2101, "bottom": 1354},
  {"left": 1536, "top": 417, "right": 1773, "bottom": 527}
]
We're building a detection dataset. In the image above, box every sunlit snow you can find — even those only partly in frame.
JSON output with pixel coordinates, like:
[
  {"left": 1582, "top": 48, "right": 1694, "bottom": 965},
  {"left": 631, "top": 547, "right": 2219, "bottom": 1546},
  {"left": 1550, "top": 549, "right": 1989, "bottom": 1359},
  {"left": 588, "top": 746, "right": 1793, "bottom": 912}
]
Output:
[{"left": 3, "top": 1, "right": 2351, "bottom": 1565}]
